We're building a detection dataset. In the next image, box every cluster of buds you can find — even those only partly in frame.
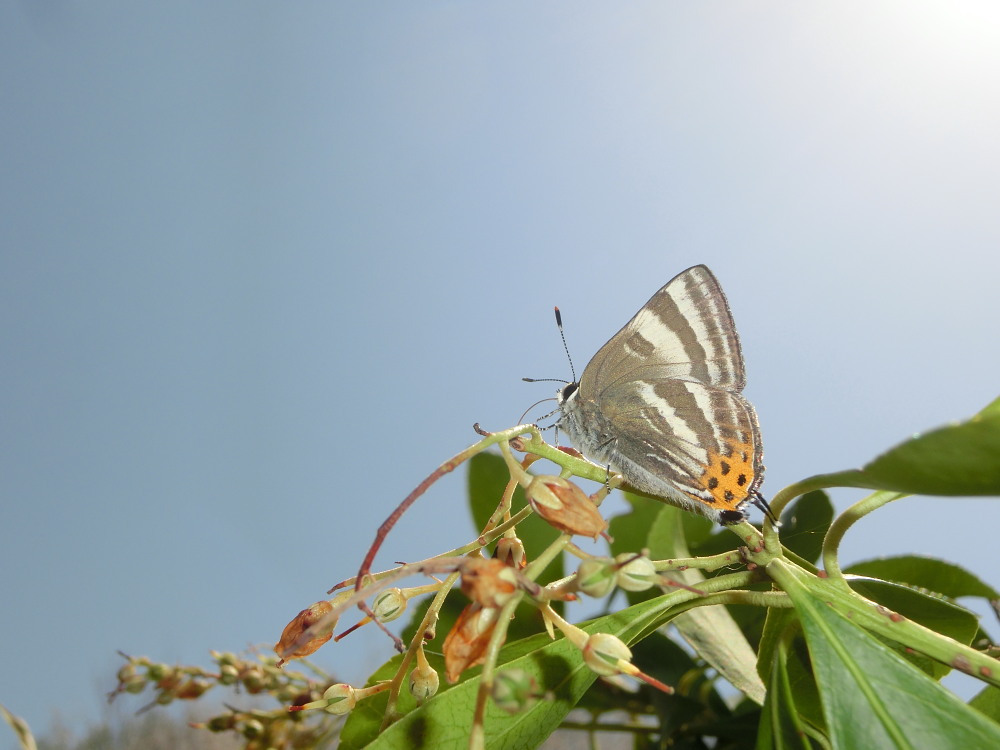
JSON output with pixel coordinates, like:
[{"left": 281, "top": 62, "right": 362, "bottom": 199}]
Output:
[
  {"left": 441, "top": 542, "right": 538, "bottom": 685},
  {"left": 574, "top": 552, "right": 659, "bottom": 598},
  {"left": 275, "top": 580, "right": 443, "bottom": 664},
  {"left": 110, "top": 654, "right": 214, "bottom": 707},
  {"left": 264, "top": 470, "right": 671, "bottom": 724},
  {"left": 111, "top": 650, "right": 342, "bottom": 748}
]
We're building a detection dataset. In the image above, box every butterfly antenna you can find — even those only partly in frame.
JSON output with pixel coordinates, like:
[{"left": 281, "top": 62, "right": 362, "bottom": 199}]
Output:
[{"left": 554, "top": 306, "right": 577, "bottom": 383}]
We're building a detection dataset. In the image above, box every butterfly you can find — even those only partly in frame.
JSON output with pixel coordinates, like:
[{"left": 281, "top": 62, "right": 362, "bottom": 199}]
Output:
[{"left": 553, "top": 265, "right": 771, "bottom": 525}]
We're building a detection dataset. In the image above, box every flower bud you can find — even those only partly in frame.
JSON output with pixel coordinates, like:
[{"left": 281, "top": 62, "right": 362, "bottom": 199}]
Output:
[
  {"left": 582, "top": 633, "right": 632, "bottom": 676},
  {"left": 116, "top": 662, "right": 137, "bottom": 683},
  {"left": 614, "top": 553, "right": 657, "bottom": 592},
  {"left": 274, "top": 600, "right": 335, "bottom": 666},
  {"left": 408, "top": 655, "right": 440, "bottom": 704},
  {"left": 494, "top": 536, "right": 527, "bottom": 569},
  {"left": 240, "top": 665, "right": 266, "bottom": 693},
  {"left": 155, "top": 667, "right": 182, "bottom": 692},
  {"left": 213, "top": 651, "right": 238, "bottom": 667},
  {"left": 371, "top": 588, "right": 408, "bottom": 623},
  {"left": 461, "top": 557, "right": 519, "bottom": 609},
  {"left": 241, "top": 719, "right": 264, "bottom": 738},
  {"left": 175, "top": 679, "right": 211, "bottom": 700},
  {"left": 321, "top": 683, "right": 358, "bottom": 715},
  {"left": 218, "top": 664, "right": 239, "bottom": 686},
  {"left": 206, "top": 715, "right": 238, "bottom": 732},
  {"left": 575, "top": 558, "right": 617, "bottom": 598},
  {"left": 116, "top": 662, "right": 147, "bottom": 694},
  {"left": 526, "top": 476, "right": 608, "bottom": 539}
]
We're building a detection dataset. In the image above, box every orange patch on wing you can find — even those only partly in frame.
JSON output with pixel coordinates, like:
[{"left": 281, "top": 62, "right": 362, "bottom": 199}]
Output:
[{"left": 700, "top": 439, "right": 757, "bottom": 511}]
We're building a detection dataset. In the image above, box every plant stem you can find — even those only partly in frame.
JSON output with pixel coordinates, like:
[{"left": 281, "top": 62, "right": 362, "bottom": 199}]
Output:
[{"left": 821, "top": 490, "right": 907, "bottom": 582}]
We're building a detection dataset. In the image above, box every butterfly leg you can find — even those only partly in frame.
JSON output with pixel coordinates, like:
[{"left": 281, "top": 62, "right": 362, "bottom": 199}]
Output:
[{"left": 751, "top": 491, "right": 781, "bottom": 527}]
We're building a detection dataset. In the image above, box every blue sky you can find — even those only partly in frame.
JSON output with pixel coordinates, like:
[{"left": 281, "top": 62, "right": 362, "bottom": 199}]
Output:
[{"left": 3, "top": 2, "right": 1000, "bottom": 740}]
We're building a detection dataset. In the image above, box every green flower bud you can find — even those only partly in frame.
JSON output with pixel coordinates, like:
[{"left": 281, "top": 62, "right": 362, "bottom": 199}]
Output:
[
  {"left": 372, "top": 588, "right": 408, "bottom": 623},
  {"left": 241, "top": 719, "right": 264, "bottom": 738},
  {"left": 614, "top": 553, "right": 657, "bottom": 592},
  {"left": 206, "top": 715, "right": 238, "bottom": 732},
  {"left": 582, "top": 633, "right": 632, "bottom": 676},
  {"left": 408, "top": 663, "right": 440, "bottom": 703},
  {"left": 576, "top": 558, "right": 617, "bottom": 598},
  {"left": 218, "top": 664, "right": 239, "bottom": 686},
  {"left": 322, "top": 683, "right": 358, "bottom": 715}
]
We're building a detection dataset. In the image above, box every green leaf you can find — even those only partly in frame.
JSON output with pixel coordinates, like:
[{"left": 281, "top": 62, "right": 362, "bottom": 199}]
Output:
[
  {"left": 861, "top": 408, "right": 1000, "bottom": 495},
  {"left": 778, "top": 491, "right": 834, "bottom": 564},
  {"left": 846, "top": 576, "right": 981, "bottom": 679},
  {"left": 977, "top": 394, "right": 1000, "bottom": 418},
  {"left": 799, "top": 399, "right": 1000, "bottom": 496},
  {"left": 757, "top": 636, "right": 815, "bottom": 750},
  {"left": 969, "top": 685, "right": 1000, "bottom": 724},
  {"left": 780, "top": 567, "right": 1000, "bottom": 750},
  {"left": 847, "top": 576, "right": 980, "bottom": 644},
  {"left": 845, "top": 555, "right": 1000, "bottom": 601},
  {"left": 757, "top": 607, "right": 826, "bottom": 735}
]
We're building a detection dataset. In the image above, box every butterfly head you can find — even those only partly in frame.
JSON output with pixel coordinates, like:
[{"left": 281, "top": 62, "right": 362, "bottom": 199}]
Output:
[{"left": 557, "top": 381, "right": 579, "bottom": 406}]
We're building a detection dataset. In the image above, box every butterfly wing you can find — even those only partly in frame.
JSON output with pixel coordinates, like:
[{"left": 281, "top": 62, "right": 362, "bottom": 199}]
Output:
[
  {"left": 596, "top": 378, "right": 763, "bottom": 517},
  {"left": 570, "top": 265, "right": 763, "bottom": 520},
  {"left": 583, "top": 265, "right": 745, "bottom": 393}
]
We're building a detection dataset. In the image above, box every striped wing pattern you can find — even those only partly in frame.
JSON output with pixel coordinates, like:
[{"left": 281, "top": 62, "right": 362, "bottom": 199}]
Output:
[
  {"left": 559, "top": 265, "right": 764, "bottom": 522},
  {"left": 600, "top": 379, "right": 762, "bottom": 516},
  {"left": 585, "top": 265, "right": 745, "bottom": 393}
]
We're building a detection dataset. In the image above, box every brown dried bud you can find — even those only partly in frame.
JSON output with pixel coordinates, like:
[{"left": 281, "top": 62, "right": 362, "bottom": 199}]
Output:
[
  {"left": 526, "top": 476, "right": 608, "bottom": 539},
  {"left": 442, "top": 603, "right": 499, "bottom": 683},
  {"left": 494, "top": 535, "right": 527, "bottom": 569},
  {"left": 461, "top": 557, "right": 519, "bottom": 609},
  {"left": 274, "top": 600, "right": 335, "bottom": 666},
  {"left": 175, "top": 679, "right": 211, "bottom": 700}
]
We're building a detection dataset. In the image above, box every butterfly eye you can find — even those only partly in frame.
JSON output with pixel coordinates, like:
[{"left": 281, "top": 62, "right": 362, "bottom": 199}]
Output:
[{"left": 560, "top": 382, "right": 579, "bottom": 400}]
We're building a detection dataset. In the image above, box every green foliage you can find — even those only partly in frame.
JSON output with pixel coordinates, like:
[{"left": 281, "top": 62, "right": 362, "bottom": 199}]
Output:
[
  {"left": 10, "top": 397, "right": 1000, "bottom": 750},
  {"left": 782, "top": 574, "right": 999, "bottom": 750},
  {"left": 335, "top": 398, "right": 1000, "bottom": 749}
]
